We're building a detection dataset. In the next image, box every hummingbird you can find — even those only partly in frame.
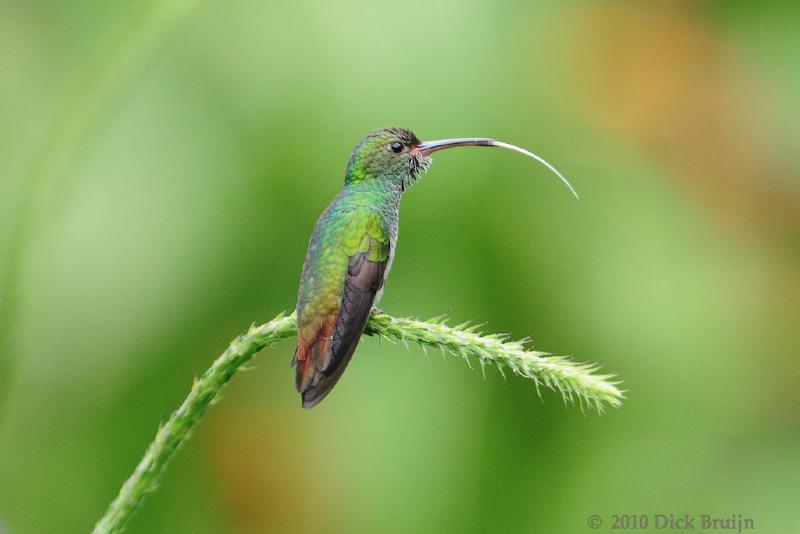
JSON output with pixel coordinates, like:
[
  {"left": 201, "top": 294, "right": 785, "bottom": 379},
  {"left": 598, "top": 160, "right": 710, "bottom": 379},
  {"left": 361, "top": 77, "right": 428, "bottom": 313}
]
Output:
[{"left": 293, "top": 127, "right": 577, "bottom": 408}]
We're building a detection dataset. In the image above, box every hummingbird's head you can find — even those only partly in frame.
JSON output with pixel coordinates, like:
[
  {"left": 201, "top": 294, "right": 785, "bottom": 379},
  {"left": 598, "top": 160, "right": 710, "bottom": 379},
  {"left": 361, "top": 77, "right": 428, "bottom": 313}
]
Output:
[
  {"left": 344, "top": 127, "right": 580, "bottom": 198},
  {"left": 344, "top": 127, "right": 430, "bottom": 190}
]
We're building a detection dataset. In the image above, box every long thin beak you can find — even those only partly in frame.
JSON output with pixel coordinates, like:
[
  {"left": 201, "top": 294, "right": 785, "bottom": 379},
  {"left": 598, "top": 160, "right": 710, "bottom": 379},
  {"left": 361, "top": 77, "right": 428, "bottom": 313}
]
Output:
[{"left": 416, "top": 137, "right": 579, "bottom": 199}]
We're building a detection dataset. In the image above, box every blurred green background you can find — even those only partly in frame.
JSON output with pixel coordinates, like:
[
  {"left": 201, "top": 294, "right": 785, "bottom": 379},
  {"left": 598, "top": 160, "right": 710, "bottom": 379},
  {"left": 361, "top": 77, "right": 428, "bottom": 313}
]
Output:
[{"left": 1, "top": 1, "right": 798, "bottom": 532}]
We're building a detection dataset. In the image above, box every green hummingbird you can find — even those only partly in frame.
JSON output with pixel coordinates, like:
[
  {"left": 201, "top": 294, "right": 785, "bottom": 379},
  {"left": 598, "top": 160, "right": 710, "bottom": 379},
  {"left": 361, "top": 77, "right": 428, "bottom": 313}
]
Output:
[{"left": 293, "top": 127, "right": 577, "bottom": 408}]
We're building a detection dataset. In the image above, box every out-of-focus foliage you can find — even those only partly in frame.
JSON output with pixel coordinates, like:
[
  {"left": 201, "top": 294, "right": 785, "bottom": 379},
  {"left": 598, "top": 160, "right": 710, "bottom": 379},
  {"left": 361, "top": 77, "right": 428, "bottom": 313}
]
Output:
[{"left": 1, "top": 1, "right": 798, "bottom": 532}]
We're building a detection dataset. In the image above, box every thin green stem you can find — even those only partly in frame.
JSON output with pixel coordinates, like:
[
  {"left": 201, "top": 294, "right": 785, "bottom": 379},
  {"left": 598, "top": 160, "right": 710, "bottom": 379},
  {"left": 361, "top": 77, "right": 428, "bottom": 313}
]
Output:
[
  {"left": 93, "top": 311, "right": 296, "bottom": 534},
  {"left": 93, "top": 310, "right": 623, "bottom": 534}
]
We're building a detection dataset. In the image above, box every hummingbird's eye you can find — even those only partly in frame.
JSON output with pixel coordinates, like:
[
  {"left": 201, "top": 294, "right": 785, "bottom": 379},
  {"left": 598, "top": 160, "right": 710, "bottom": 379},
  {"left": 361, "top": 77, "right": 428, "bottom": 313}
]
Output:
[{"left": 389, "top": 142, "right": 404, "bottom": 154}]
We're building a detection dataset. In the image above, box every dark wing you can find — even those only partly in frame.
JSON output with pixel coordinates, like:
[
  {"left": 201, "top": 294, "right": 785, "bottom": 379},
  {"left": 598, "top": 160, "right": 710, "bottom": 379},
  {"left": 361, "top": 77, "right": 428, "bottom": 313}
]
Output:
[{"left": 299, "top": 251, "right": 387, "bottom": 408}]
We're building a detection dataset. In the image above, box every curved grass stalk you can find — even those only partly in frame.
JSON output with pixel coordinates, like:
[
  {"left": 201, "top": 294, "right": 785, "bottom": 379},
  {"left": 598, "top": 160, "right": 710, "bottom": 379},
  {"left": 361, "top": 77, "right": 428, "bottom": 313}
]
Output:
[
  {"left": 93, "top": 310, "right": 623, "bottom": 533},
  {"left": 365, "top": 313, "right": 623, "bottom": 412}
]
